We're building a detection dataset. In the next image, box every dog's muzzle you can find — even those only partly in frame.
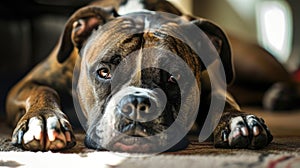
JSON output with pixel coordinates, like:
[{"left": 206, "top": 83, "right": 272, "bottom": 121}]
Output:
[{"left": 84, "top": 86, "right": 190, "bottom": 153}]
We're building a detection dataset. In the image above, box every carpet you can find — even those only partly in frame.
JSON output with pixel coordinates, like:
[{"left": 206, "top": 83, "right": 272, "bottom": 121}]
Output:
[
  {"left": 1, "top": 133, "right": 300, "bottom": 167},
  {"left": 0, "top": 150, "right": 299, "bottom": 168},
  {"left": 1, "top": 107, "right": 300, "bottom": 168}
]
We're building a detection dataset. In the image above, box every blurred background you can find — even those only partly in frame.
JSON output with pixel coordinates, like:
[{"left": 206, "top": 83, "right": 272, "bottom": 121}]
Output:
[{"left": 0, "top": 0, "right": 299, "bottom": 118}]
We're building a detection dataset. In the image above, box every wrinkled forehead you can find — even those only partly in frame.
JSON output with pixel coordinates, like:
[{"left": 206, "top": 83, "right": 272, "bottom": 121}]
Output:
[{"left": 81, "top": 12, "right": 200, "bottom": 66}]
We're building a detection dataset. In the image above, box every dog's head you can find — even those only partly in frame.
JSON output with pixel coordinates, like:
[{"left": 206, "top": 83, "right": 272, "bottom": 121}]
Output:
[{"left": 57, "top": 6, "right": 233, "bottom": 153}]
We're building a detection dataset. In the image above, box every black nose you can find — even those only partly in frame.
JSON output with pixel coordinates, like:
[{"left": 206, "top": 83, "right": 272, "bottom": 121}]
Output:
[{"left": 118, "top": 93, "right": 157, "bottom": 122}]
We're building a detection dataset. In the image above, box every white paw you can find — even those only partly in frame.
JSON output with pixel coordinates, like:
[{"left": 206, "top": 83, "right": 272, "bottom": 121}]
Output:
[{"left": 12, "top": 111, "right": 76, "bottom": 151}]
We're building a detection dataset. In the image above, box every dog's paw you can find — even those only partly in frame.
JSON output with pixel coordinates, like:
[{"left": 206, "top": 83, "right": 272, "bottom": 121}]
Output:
[
  {"left": 214, "top": 114, "right": 273, "bottom": 149},
  {"left": 11, "top": 110, "right": 76, "bottom": 151}
]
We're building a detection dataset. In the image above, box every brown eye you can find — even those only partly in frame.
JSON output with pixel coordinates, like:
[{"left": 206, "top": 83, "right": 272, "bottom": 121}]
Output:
[
  {"left": 168, "top": 74, "right": 180, "bottom": 83},
  {"left": 97, "top": 68, "right": 111, "bottom": 79}
]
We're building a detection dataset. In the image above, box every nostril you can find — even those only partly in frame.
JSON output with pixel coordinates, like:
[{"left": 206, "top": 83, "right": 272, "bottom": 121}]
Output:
[
  {"left": 138, "top": 104, "right": 149, "bottom": 113},
  {"left": 139, "top": 106, "right": 146, "bottom": 112},
  {"left": 121, "top": 103, "right": 135, "bottom": 114}
]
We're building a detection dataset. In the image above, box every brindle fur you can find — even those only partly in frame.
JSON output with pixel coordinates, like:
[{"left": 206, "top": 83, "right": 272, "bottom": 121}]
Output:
[{"left": 6, "top": 0, "right": 273, "bottom": 152}]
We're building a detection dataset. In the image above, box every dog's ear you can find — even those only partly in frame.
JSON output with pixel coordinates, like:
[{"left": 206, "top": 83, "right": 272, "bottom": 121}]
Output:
[
  {"left": 57, "top": 6, "right": 118, "bottom": 63},
  {"left": 190, "top": 18, "right": 234, "bottom": 84}
]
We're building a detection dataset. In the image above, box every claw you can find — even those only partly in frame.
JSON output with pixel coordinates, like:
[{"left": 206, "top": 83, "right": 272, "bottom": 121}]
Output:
[
  {"left": 65, "top": 131, "right": 72, "bottom": 142},
  {"left": 221, "top": 129, "right": 229, "bottom": 142},
  {"left": 17, "top": 131, "right": 24, "bottom": 145},
  {"left": 47, "top": 129, "right": 59, "bottom": 142},
  {"left": 253, "top": 126, "right": 260, "bottom": 136},
  {"left": 46, "top": 116, "right": 60, "bottom": 130},
  {"left": 241, "top": 127, "right": 249, "bottom": 136},
  {"left": 232, "top": 127, "right": 242, "bottom": 138}
]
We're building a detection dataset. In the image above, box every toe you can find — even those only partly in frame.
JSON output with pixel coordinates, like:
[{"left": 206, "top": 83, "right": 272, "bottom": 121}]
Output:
[
  {"left": 228, "top": 116, "right": 250, "bottom": 148},
  {"left": 60, "top": 118, "right": 76, "bottom": 148},
  {"left": 23, "top": 117, "right": 45, "bottom": 151},
  {"left": 45, "top": 116, "right": 67, "bottom": 150},
  {"left": 245, "top": 115, "right": 270, "bottom": 149},
  {"left": 11, "top": 121, "right": 27, "bottom": 146},
  {"left": 228, "top": 127, "right": 250, "bottom": 148},
  {"left": 43, "top": 116, "right": 76, "bottom": 150},
  {"left": 23, "top": 117, "right": 44, "bottom": 144}
]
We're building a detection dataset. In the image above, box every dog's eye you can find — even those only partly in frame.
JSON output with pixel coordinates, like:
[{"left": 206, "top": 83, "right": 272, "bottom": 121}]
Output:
[
  {"left": 97, "top": 68, "right": 111, "bottom": 79},
  {"left": 168, "top": 74, "right": 180, "bottom": 83}
]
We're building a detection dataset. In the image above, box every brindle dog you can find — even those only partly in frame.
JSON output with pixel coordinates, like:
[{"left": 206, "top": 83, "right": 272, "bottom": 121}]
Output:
[{"left": 6, "top": 0, "right": 273, "bottom": 152}]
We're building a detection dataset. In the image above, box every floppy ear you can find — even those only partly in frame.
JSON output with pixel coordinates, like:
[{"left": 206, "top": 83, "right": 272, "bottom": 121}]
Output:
[
  {"left": 57, "top": 6, "right": 118, "bottom": 63},
  {"left": 190, "top": 18, "right": 234, "bottom": 84}
]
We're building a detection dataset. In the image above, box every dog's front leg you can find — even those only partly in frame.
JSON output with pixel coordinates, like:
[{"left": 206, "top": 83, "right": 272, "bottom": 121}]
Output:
[{"left": 6, "top": 81, "right": 76, "bottom": 151}]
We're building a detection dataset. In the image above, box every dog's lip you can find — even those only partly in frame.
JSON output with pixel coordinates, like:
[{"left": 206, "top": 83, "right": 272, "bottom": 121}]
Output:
[
  {"left": 113, "top": 141, "right": 152, "bottom": 153},
  {"left": 111, "top": 136, "right": 154, "bottom": 153},
  {"left": 109, "top": 130, "right": 154, "bottom": 153}
]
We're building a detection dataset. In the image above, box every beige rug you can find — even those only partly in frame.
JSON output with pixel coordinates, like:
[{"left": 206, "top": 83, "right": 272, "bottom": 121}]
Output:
[
  {"left": 0, "top": 151, "right": 299, "bottom": 168},
  {"left": 1, "top": 107, "right": 300, "bottom": 168},
  {"left": 1, "top": 133, "right": 300, "bottom": 168}
]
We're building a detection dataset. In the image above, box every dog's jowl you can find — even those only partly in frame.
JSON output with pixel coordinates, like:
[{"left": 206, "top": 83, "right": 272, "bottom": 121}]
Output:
[{"left": 6, "top": 1, "right": 272, "bottom": 153}]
